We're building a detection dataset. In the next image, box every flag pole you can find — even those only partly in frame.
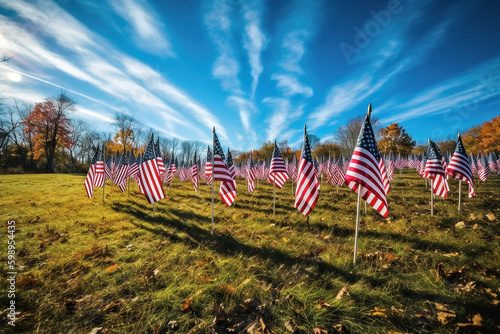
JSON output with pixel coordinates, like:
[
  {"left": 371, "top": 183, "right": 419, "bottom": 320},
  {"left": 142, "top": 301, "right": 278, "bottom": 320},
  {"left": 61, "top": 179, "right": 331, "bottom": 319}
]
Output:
[
  {"left": 353, "top": 185, "right": 362, "bottom": 265},
  {"left": 211, "top": 127, "right": 215, "bottom": 234},
  {"left": 430, "top": 179, "right": 434, "bottom": 216},
  {"left": 102, "top": 144, "right": 106, "bottom": 203},
  {"left": 458, "top": 180, "right": 462, "bottom": 212},
  {"left": 273, "top": 182, "right": 276, "bottom": 218}
]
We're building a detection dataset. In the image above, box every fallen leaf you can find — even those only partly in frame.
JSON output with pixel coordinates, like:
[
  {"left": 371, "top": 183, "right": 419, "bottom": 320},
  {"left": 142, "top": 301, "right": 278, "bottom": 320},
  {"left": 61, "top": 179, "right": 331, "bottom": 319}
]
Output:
[
  {"left": 282, "top": 237, "right": 290, "bottom": 243},
  {"left": 432, "top": 302, "right": 456, "bottom": 325},
  {"left": 102, "top": 300, "right": 121, "bottom": 312},
  {"left": 335, "top": 286, "right": 349, "bottom": 300},
  {"left": 442, "top": 252, "right": 459, "bottom": 257},
  {"left": 316, "top": 300, "right": 331, "bottom": 309},
  {"left": 368, "top": 306, "right": 388, "bottom": 318},
  {"left": 385, "top": 253, "right": 395, "bottom": 261},
  {"left": 472, "top": 313, "right": 482, "bottom": 326},
  {"left": 105, "top": 263, "right": 118, "bottom": 274},
  {"left": 313, "top": 327, "right": 328, "bottom": 334},
  {"left": 153, "top": 268, "right": 159, "bottom": 276},
  {"left": 180, "top": 299, "right": 192, "bottom": 312},
  {"left": 284, "top": 320, "right": 294, "bottom": 332},
  {"left": 486, "top": 213, "right": 496, "bottom": 221},
  {"left": 455, "top": 221, "right": 466, "bottom": 229}
]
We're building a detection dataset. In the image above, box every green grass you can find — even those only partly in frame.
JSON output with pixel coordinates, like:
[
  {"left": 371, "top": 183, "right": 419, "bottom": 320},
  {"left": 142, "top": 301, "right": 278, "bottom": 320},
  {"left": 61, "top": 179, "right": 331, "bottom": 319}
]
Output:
[{"left": 0, "top": 171, "right": 499, "bottom": 333}]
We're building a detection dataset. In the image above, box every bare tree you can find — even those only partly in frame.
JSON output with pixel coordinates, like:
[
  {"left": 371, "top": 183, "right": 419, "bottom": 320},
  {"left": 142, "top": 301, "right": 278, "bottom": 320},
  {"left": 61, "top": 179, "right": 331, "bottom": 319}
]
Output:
[
  {"left": 68, "top": 119, "right": 89, "bottom": 166},
  {"left": 334, "top": 115, "right": 379, "bottom": 157}
]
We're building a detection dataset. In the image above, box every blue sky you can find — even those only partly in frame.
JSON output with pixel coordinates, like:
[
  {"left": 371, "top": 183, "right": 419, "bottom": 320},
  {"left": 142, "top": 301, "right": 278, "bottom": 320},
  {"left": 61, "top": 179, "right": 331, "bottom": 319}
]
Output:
[{"left": 1, "top": 0, "right": 499, "bottom": 150}]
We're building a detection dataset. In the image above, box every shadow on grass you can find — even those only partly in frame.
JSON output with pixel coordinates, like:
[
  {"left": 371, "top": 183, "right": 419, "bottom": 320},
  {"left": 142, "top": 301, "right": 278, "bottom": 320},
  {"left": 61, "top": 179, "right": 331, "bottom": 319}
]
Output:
[{"left": 110, "top": 199, "right": 383, "bottom": 286}]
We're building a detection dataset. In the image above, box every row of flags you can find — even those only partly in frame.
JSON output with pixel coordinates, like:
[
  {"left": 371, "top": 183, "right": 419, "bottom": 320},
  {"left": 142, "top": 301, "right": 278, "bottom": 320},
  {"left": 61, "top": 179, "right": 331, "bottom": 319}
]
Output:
[{"left": 85, "top": 106, "right": 497, "bottom": 220}]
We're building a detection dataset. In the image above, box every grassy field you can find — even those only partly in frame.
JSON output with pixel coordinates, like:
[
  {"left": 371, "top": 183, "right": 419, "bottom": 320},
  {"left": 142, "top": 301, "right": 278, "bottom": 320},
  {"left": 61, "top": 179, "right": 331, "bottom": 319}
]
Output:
[{"left": 0, "top": 171, "right": 499, "bottom": 334}]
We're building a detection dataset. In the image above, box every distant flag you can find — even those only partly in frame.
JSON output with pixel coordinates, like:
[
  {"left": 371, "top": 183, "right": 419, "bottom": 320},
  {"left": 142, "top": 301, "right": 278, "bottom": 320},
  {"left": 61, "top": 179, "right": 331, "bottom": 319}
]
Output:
[
  {"left": 118, "top": 153, "right": 130, "bottom": 192},
  {"left": 330, "top": 159, "right": 346, "bottom": 187},
  {"left": 212, "top": 131, "right": 232, "bottom": 182},
  {"left": 424, "top": 139, "right": 449, "bottom": 198},
  {"left": 104, "top": 156, "right": 113, "bottom": 181},
  {"left": 247, "top": 155, "right": 256, "bottom": 193},
  {"left": 268, "top": 140, "right": 289, "bottom": 189},
  {"left": 289, "top": 154, "right": 298, "bottom": 181},
  {"left": 477, "top": 154, "right": 490, "bottom": 182},
  {"left": 205, "top": 145, "right": 213, "bottom": 185},
  {"left": 139, "top": 135, "right": 165, "bottom": 204},
  {"left": 164, "top": 152, "right": 176, "bottom": 186},
  {"left": 95, "top": 145, "right": 105, "bottom": 188},
  {"left": 155, "top": 138, "right": 166, "bottom": 176},
  {"left": 133, "top": 154, "right": 145, "bottom": 194},
  {"left": 219, "top": 148, "right": 236, "bottom": 206},
  {"left": 488, "top": 152, "right": 497, "bottom": 174},
  {"left": 469, "top": 153, "right": 478, "bottom": 176},
  {"left": 446, "top": 133, "right": 475, "bottom": 198},
  {"left": 126, "top": 152, "right": 139, "bottom": 179},
  {"left": 191, "top": 151, "right": 199, "bottom": 192},
  {"left": 294, "top": 125, "right": 319, "bottom": 216},
  {"left": 344, "top": 104, "right": 389, "bottom": 217},
  {"left": 84, "top": 146, "right": 100, "bottom": 199},
  {"left": 114, "top": 152, "right": 130, "bottom": 191}
]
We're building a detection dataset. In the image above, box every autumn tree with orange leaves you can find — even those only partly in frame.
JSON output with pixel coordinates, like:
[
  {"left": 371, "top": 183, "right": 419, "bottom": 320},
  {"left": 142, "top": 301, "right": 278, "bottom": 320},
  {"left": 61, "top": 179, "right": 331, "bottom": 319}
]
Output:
[
  {"left": 377, "top": 123, "right": 415, "bottom": 156},
  {"left": 24, "top": 93, "right": 75, "bottom": 172},
  {"left": 462, "top": 115, "right": 500, "bottom": 154}
]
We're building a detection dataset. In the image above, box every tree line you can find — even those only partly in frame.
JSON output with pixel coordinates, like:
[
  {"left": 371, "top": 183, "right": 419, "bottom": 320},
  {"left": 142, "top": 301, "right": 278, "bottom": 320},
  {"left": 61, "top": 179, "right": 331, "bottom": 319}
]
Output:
[{"left": 2, "top": 90, "right": 498, "bottom": 173}]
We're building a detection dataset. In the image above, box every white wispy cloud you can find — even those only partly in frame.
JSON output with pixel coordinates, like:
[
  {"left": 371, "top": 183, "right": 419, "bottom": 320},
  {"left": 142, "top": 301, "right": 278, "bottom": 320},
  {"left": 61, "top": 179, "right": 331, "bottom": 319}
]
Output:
[
  {"left": 379, "top": 57, "right": 500, "bottom": 124},
  {"left": 263, "top": 97, "right": 304, "bottom": 141},
  {"left": 272, "top": 74, "right": 313, "bottom": 97},
  {"left": 108, "top": 0, "right": 174, "bottom": 56},
  {"left": 308, "top": 2, "right": 463, "bottom": 130},
  {"left": 227, "top": 95, "right": 257, "bottom": 145},
  {"left": 0, "top": 0, "right": 224, "bottom": 143},
  {"left": 278, "top": 30, "right": 308, "bottom": 74},
  {"left": 243, "top": 1, "right": 267, "bottom": 98}
]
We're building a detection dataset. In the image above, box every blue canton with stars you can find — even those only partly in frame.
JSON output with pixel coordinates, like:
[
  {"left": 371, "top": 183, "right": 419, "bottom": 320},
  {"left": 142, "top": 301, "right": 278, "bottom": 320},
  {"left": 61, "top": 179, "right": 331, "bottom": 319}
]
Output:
[
  {"left": 356, "top": 111, "right": 381, "bottom": 161},
  {"left": 273, "top": 140, "right": 282, "bottom": 158},
  {"left": 206, "top": 145, "right": 212, "bottom": 161},
  {"left": 301, "top": 126, "right": 313, "bottom": 163},
  {"left": 455, "top": 135, "right": 467, "bottom": 155},
  {"left": 227, "top": 148, "right": 234, "bottom": 168},
  {"left": 143, "top": 136, "right": 156, "bottom": 162},
  {"left": 213, "top": 132, "right": 225, "bottom": 159},
  {"left": 427, "top": 139, "right": 443, "bottom": 160}
]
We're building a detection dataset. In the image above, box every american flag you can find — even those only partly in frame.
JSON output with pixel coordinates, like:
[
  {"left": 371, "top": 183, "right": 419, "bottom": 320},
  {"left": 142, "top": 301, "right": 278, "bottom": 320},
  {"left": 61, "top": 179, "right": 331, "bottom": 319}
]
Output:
[
  {"left": 330, "top": 159, "right": 346, "bottom": 186},
  {"left": 104, "top": 156, "right": 113, "bottom": 181},
  {"left": 424, "top": 139, "right": 449, "bottom": 198},
  {"left": 114, "top": 152, "right": 129, "bottom": 191},
  {"left": 94, "top": 145, "right": 105, "bottom": 188},
  {"left": 379, "top": 158, "right": 390, "bottom": 196},
  {"left": 294, "top": 125, "right": 319, "bottom": 216},
  {"left": 477, "top": 154, "right": 489, "bottom": 181},
  {"left": 133, "top": 154, "right": 145, "bottom": 194},
  {"left": 212, "top": 129, "right": 232, "bottom": 182},
  {"left": 488, "top": 152, "right": 498, "bottom": 174},
  {"left": 126, "top": 152, "right": 139, "bottom": 178},
  {"left": 345, "top": 104, "right": 389, "bottom": 217},
  {"left": 268, "top": 140, "right": 289, "bottom": 189},
  {"left": 325, "top": 158, "right": 332, "bottom": 184},
  {"left": 446, "top": 133, "right": 475, "bottom": 198},
  {"left": 155, "top": 138, "right": 166, "bottom": 176},
  {"left": 205, "top": 145, "right": 213, "bottom": 185},
  {"left": 386, "top": 156, "right": 395, "bottom": 181},
  {"left": 139, "top": 135, "right": 165, "bottom": 204},
  {"left": 84, "top": 146, "right": 100, "bottom": 198},
  {"left": 164, "top": 153, "right": 176, "bottom": 186},
  {"left": 469, "top": 153, "right": 478, "bottom": 175},
  {"left": 247, "top": 155, "right": 256, "bottom": 193},
  {"left": 191, "top": 151, "right": 199, "bottom": 192},
  {"left": 219, "top": 148, "right": 236, "bottom": 206},
  {"left": 118, "top": 153, "right": 130, "bottom": 192}
]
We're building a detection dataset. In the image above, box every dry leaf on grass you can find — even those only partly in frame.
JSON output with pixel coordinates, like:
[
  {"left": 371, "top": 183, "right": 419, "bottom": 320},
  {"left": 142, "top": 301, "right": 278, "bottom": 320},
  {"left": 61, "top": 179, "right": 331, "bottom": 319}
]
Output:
[
  {"left": 180, "top": 299, "right": 192, "bottom": 312},
  {"left": 368, "top": 306, "right": 388, "bottom": 318},
  {"left": 105, "top": 263, "right": 118, "bottom": 274},
  {"left": 335, "top": 286, "right": 349, "bottom": 300},
  {"left": 313, "top": 327, "right": 328, "bottom": 334},
  {"left": 316, "top": 300, "right": 331, "bottom": 309}
]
